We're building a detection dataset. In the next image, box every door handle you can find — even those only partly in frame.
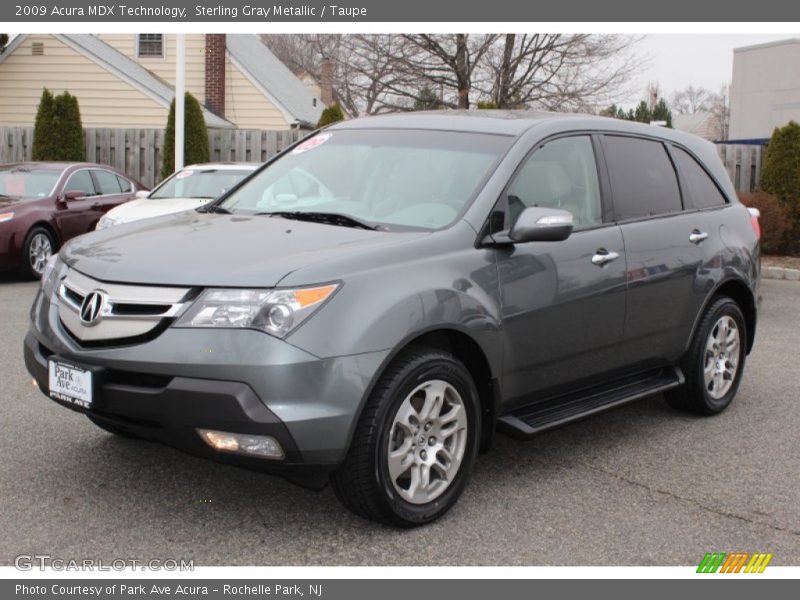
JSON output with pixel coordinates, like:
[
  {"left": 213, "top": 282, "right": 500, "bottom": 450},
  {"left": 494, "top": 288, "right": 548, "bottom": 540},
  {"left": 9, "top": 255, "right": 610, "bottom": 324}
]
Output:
[
  {"left": 591, "top": 249, "right": 620, "bottom": 266},
  {"left": 689, "top": 230, "right": 708, "bottom": 244},
  {"left": 91, "top": 202, "right": 102, "bottom": 210}
]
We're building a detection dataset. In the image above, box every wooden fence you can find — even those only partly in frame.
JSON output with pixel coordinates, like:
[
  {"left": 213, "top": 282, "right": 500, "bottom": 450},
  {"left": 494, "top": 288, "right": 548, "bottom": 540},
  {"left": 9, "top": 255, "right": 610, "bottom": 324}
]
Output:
[
  {"left": 716, "top": 143, "right": 766, "bottom": 195},
  {"left": 0, "top": 126, "right": 304, "bottom": 188}
]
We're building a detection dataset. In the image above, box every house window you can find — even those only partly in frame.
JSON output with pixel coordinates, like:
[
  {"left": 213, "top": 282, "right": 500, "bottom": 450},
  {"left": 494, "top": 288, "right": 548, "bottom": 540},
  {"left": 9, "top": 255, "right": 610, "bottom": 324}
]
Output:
[{"left": 137, "top": 34, "right": 164, "bottom": 58}]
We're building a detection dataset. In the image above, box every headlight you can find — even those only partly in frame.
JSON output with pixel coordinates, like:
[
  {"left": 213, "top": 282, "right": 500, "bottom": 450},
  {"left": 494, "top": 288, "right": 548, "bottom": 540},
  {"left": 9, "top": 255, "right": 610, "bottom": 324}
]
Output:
[
  {"left": 40, "top": 254, "right": 61, "bottom": 295},
  {"left": 96, "top": 215, "right": 119, "bottom": 230},
  {"left": 174, "top": 284, "right": 339, "bottom": 338},
  {"left": 0, "top": 212, "right": 14, "bottom": 223}
]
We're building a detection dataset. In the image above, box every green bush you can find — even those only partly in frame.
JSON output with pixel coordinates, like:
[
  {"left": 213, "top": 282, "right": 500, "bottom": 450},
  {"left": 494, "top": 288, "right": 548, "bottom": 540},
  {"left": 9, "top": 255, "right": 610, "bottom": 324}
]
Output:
[
  {"left": 477, "top": 101, "right": 498, "bottom": 109},
  {"left": 414, "top": 87, "right": 441, "bottom": 111},
  {"left": 760, "top": 121, "right": 800, "bottom": 217},
  {"left": 32, "top": 89, "right": 85, "bottom": 161},
  {"left": 161, "top": 92, "right": 210, "bottom": 180},
  {"left": 53, "top": 92, "right": 86, "bottom": 161},
  {"left": 32, "top": 89, "right": 56, "bottom": 161},
  {"left": 316, "top": 103, "right": 344, "bottom": 128}
]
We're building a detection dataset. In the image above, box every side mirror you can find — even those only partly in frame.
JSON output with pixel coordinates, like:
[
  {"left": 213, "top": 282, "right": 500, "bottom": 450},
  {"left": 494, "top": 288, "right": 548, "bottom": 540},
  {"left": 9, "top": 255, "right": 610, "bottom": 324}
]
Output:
[
  {"left": 61, "top": 190, "right": 85, "bottom": 202},
  {"left": 509, "top": 207, "right": 574, "bottom": 243},
  {"left": 135, "top": 190, "right": 150, "bottom": 199}
]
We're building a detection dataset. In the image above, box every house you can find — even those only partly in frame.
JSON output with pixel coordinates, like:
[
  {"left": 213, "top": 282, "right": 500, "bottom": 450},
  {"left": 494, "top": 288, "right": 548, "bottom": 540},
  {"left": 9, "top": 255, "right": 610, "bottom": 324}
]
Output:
[
  {"left": 728, "top": 38, "right": 800, "bottom": 141},
  {"left": 0, "top": 34, "right": 325, "bottom": 130},
  {"left": 673, "top": 112, "right": 723, "bottom": 141}
]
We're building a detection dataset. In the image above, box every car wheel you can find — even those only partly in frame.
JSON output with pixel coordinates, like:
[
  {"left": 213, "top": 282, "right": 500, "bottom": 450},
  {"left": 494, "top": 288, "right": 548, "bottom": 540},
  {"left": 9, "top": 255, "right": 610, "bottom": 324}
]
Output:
[
  {"left": 21, "top": 227, "right": 56, "bottom": 280},
  {"left": 87, "top": 415, "right": 141, "bottom": 439},
  {"left": 666, "top": 296, "right": 747, "bottom": 415},
  {"left": 331, "top": 347, "right": 481, "bottom": 527}
]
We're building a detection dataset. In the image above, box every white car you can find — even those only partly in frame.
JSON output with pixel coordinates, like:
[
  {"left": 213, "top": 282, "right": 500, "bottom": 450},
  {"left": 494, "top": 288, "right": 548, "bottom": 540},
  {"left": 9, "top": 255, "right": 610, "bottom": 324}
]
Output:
[{"left": 96, "top": 163, "right": 259, "bottom": 230}]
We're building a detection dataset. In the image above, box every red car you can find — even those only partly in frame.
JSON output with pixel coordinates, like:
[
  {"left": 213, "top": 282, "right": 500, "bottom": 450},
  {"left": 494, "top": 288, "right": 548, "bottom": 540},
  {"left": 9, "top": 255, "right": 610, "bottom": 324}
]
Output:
[{"left": 0, "top": 162, "right": 145, "bottom": 278}]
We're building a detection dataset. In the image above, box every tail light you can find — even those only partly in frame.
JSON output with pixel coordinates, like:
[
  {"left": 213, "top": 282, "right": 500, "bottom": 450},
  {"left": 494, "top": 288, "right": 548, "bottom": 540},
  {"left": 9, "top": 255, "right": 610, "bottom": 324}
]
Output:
[{"left": 747, "top": 207, "right": 761, "bottom": 241}]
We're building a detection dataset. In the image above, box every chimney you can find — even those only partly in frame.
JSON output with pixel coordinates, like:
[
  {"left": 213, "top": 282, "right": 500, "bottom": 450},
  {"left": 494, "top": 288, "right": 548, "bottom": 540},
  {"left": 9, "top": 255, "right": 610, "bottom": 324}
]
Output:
[
  {"left": 205, "top": 34, "right": 226, "bottom": 118},
  {"left": 320, "top": 60, "right": 334, "bottom": 107}
]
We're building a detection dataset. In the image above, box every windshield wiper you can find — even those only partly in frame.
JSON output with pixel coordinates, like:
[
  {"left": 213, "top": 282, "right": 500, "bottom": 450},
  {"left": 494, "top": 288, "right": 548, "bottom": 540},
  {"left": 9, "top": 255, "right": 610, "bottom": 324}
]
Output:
[
  {"left": 257, "top": 211, "right": 380, "bottom": 231},
  {"left": 198, "top": 204, "right": 232, "bottom": 214}
]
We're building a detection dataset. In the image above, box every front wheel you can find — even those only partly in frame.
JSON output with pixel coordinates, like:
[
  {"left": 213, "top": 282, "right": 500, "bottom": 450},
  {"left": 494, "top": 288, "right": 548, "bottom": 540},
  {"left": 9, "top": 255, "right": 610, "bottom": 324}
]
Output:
[
  {"left": 21, "top": 227, "right": 56, "bottom": 280},
  {"left": 331, "top": 348, "right": 481, "bottom": 527},
  {"left": 666, "top": 296, "right": 747, "bottom": 415}
]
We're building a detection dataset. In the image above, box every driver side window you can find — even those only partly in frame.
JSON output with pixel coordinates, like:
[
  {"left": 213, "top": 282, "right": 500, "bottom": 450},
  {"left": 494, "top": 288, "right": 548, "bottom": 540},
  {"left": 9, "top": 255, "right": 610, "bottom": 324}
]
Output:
[
  {"left": 507, "top": 136, "right": 602, "bottom": 228},
  {"left": 64, "top": 170, "right": 97, "bottom": 197}
]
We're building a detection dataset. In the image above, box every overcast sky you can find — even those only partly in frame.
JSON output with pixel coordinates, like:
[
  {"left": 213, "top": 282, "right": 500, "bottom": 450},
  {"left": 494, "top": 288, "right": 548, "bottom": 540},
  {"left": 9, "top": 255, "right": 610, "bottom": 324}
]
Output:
[{"left": 628, "top": 34, "right": 798, "bottom": 106}]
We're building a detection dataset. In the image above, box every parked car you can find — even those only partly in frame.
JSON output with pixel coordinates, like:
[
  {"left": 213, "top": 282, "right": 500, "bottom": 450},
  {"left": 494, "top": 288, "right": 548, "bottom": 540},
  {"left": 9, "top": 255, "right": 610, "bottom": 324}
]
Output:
[
  {"left": 96, "top": 163, "right": 259, "bottom": 230},
  {"left": 25, "top": 112, "right": 760, "bottom": 527},
  {"left": 0, "top": 162, "right": 144, "bottom": 278}
]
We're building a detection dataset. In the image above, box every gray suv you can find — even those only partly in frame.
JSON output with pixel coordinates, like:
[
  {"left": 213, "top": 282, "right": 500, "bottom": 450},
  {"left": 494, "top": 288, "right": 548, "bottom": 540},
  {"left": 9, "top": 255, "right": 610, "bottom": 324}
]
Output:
[{"left": 25, "top": 112, "right": 760, "bottom": 527}]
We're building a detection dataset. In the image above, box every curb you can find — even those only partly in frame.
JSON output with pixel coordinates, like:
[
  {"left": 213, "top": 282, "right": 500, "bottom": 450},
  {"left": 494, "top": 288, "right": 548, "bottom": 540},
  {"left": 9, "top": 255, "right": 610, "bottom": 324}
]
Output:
[{"left": 762, "top": 266, "right": 800, "bottom": 281}]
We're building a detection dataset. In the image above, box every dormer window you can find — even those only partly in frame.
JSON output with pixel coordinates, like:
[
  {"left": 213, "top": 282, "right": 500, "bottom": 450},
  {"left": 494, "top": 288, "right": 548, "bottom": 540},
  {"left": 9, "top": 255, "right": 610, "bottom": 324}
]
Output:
[{"left": 137, "top": 34, "right": 164, "bottom": 58}]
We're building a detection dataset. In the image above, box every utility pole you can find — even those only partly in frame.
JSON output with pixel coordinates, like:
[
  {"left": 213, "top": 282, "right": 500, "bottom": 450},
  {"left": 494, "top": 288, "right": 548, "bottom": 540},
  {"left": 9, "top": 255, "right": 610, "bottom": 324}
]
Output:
[{"left": 175, "top": 33, "right": 185, "bottom": 172}]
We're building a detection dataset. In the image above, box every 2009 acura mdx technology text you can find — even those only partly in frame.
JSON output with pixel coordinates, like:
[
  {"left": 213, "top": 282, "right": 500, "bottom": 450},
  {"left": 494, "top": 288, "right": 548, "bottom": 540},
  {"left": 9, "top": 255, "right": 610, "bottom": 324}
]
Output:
[{"left": 25, "top": 112, "right": 760, "bottom": 526}]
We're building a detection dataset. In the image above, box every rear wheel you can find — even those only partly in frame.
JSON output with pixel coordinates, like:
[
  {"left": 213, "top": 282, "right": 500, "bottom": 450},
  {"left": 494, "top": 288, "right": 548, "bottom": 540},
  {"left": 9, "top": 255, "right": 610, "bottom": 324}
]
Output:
[
  {"left": 331, "top": 348, "right": 480, "bottom": 527},
  {"left": 666, "top": 296, "right": 747, "bottom": 415},
  {"left": 21, "top": 227, "right": 56, "bottom": 280}
]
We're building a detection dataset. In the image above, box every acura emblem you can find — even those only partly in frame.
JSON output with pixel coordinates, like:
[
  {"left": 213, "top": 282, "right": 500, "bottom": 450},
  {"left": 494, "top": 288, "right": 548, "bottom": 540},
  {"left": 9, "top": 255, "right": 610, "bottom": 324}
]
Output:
[{"left": 79, "top": 291, "right": 106, "bottom": 326}]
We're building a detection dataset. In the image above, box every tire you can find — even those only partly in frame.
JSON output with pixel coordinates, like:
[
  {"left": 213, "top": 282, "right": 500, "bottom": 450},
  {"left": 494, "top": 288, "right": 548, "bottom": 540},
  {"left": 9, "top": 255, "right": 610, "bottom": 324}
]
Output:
[
  {"left": 87, "top": 415, "right": 141, "bottom": 439},
  {"left": 665, "top": 296, "right": 747, "bottom": 415},
  {"left": 331, "top": 347, "right": 481, "bottom": 527},
  {"left": 20, "top": 226, "right": 56, "bottom": 280}
]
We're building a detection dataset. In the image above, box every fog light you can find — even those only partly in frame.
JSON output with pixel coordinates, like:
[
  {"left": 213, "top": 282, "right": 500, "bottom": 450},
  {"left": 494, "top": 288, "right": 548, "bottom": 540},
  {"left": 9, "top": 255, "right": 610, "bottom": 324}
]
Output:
[{"left": 197, "top": 429, "right": 284, "bottom": 459}]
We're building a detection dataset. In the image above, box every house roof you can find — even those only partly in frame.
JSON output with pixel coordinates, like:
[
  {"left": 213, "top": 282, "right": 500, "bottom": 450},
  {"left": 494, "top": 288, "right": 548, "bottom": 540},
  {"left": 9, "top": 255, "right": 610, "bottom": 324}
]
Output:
[
  {"left": 673, "top": 111, "right": 721, "bottom": 141},
  {"left": 1, "top": 34, "right": 325, "bottom": 129},
  {"left": 226, "top": 35, "right": 323, "bottom": 128}
]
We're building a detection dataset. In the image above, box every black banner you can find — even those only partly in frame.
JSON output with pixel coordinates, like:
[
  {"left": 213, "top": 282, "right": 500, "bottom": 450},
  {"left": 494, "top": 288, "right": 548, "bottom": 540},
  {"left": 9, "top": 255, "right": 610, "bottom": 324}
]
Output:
[{"left": 3, "top": 0, "right": 800, "bottom": 23}]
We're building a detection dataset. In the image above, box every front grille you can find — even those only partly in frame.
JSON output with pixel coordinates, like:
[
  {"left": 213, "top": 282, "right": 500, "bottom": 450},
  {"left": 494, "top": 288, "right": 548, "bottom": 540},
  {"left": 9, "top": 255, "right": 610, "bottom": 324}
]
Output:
[
  {"left": 56, "top": 269, "right": 193, "bottom": 345},
  {"left": 112, "top": 303, "right": 173, "bottom": 316}
]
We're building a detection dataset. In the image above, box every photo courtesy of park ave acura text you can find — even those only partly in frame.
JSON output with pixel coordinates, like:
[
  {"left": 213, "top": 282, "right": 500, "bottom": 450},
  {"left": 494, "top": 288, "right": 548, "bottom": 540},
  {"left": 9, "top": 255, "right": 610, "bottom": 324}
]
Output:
[{"left": 1, "top": 5, "right": 799, "bottom": 575}]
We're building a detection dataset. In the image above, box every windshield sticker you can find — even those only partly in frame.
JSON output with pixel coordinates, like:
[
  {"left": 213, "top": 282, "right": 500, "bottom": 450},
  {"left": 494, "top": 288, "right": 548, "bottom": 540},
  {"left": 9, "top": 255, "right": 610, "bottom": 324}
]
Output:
[
  {"left": 175, "top": 170, "right": 194, "bottom": 179},
  {"left": 292, "top": 133, "right": 331, "bottom": 155}
]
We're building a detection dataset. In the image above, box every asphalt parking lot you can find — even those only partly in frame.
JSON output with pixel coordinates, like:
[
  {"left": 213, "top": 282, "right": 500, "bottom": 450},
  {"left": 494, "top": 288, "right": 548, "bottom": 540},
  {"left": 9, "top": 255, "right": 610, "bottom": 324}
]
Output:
[{"left": 1, "top": 275, "right": 798, "bottom": 566}]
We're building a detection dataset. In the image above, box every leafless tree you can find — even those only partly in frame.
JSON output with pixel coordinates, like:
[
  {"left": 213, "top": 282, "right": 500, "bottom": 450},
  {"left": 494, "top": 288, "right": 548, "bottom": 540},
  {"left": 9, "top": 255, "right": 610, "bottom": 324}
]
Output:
[
  {"left": 480, "top": 34, "right": 641, "bottom": 111},
  {"left": 709, "top": 84, "right": 730, "bottom": 140},
  {"left": 259, "top": 33, "right": 643, "bottom": 116},
  {"left": 669, "top": 85, "right": 713, "bottom": 114}
]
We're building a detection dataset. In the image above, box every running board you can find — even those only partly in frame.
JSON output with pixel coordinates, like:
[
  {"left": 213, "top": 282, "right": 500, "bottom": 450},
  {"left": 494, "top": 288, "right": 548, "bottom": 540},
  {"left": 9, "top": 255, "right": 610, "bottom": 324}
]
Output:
[{"left": 497, "top": 367, "right": 684, "bottom": 439}]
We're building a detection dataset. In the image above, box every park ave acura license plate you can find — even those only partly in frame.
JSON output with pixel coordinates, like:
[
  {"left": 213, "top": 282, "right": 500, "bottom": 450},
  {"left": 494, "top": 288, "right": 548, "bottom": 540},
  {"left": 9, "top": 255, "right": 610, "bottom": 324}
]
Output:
[{"left": 48, "top": 359, "right": 93, "bottom": 409}]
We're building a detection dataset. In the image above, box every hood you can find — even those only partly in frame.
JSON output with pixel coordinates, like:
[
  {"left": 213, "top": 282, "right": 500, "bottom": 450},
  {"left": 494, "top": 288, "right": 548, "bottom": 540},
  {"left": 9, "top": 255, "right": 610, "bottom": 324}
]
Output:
[
  {"left": 108, "top": 197, "right": 214, "bottom": 223},
  {"left": 63, "top": 211, "right": 427, "bottom": 287},
  {"left": 0, "top": 196, "right": 25, "bottom": 209}
]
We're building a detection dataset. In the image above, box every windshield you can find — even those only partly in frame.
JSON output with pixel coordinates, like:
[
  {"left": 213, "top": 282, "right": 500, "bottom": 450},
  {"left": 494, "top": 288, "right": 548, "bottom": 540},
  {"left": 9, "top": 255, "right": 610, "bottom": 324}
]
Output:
[
  {"left": 0, "top": 167, "right": 61, "bottom": 199},
  {"left": 220, "top": 129, "right": 512, "bottom": 231},
  {"left": 150, "top": 168, "right": 254, "bottom": 200}
]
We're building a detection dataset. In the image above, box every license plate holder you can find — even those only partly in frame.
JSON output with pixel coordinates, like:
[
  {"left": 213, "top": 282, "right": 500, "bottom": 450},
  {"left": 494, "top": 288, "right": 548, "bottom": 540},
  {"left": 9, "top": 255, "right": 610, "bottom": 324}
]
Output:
[{"left": 48, "top": 358, "right": 98, "bottom": 411}]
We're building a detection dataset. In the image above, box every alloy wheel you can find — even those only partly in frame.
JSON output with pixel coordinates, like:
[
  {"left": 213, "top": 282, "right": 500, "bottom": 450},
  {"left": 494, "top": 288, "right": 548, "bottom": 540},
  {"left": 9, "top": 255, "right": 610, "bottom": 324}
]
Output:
[
  {"left": 387, "top": 379, "right": 468, "bottom": 504},
  {"left": 29, "top": 233, "right": 53, "bottom": 276},
  {"left": 703, "top": 315, "right": 741, "bottom": 400}
]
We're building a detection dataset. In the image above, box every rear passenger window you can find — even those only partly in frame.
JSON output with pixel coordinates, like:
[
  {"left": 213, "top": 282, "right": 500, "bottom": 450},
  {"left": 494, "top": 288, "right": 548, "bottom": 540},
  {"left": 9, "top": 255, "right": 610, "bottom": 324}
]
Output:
[
  {"left": 93, "top": 170, "right": 123, "bottom": 194},
  {"left": 603, "top": 136, "right": 682, "bottom": 220},
  {"left": 673, "top": 147, "right": 728, "bottom": 209}
]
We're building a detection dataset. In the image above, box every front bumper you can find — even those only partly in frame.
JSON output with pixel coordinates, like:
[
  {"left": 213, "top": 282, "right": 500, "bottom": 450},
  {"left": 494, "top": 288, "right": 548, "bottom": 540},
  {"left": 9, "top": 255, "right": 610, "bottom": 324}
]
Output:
[{"left": 25, "top": 289, "right": 390, "bottom": 468}]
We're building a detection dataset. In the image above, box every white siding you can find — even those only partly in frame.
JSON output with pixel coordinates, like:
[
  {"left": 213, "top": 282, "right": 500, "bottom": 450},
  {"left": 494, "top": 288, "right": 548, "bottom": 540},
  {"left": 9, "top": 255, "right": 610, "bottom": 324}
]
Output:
[
  {"left": 0, "top": 35, "right": 168, "bottom": 128},
  {"left": 729, "top": 39, "right": 800, "bottom": 139}
]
